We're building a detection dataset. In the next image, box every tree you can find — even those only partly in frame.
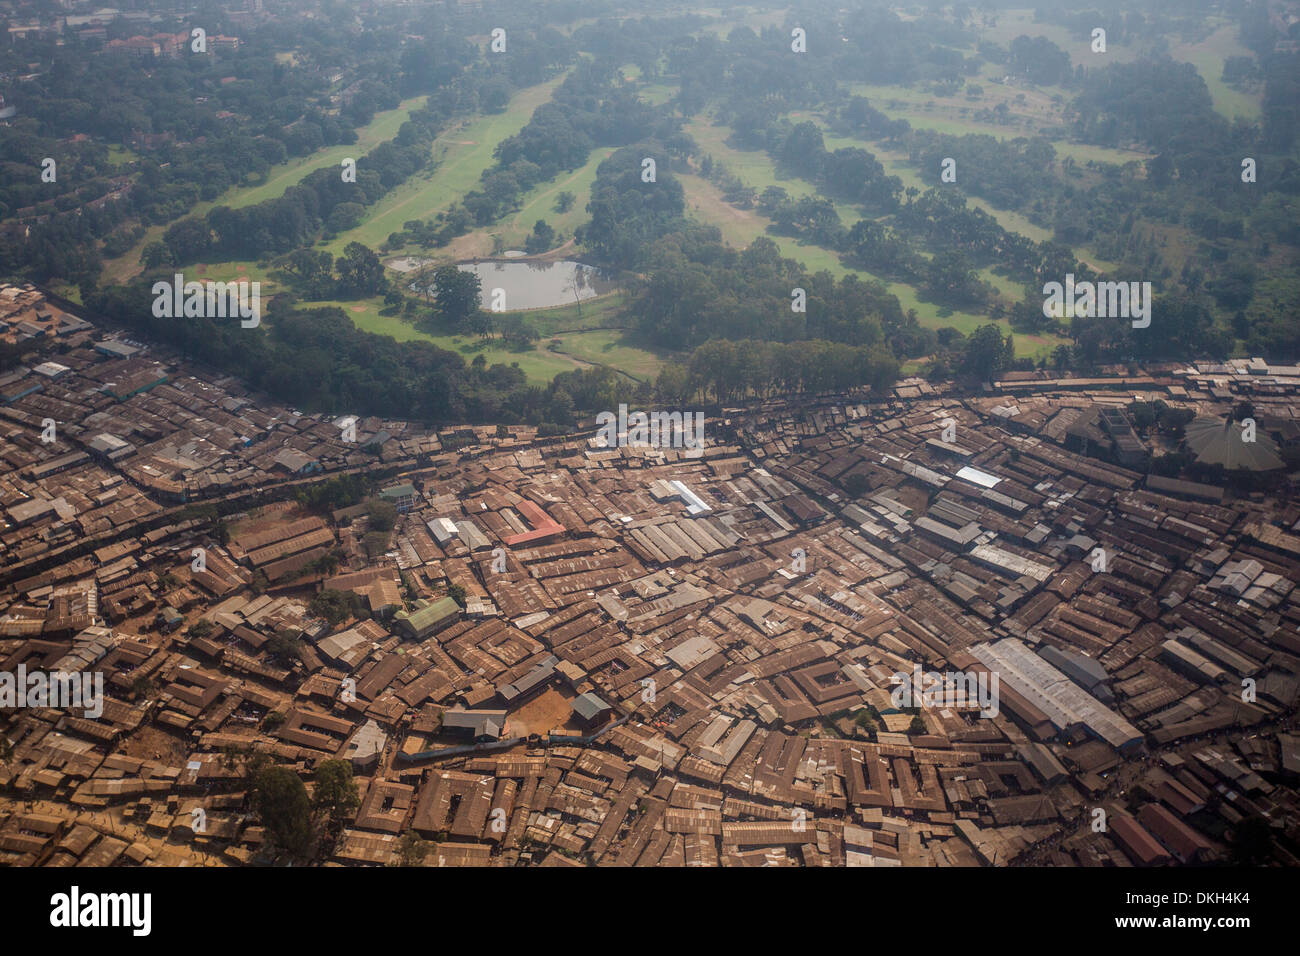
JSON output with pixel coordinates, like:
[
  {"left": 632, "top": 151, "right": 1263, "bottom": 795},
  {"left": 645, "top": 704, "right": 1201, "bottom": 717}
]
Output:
[
  {"left": 1009, "top": 35, "right": 1070, "bottom": 86},
  {"left": 394, "top": 831, "right": 431, "bottom": 866},
  {"left": 554, "top": 190, "right": 575, "bottom": 213},
  {"left": 432, "top": 264, "right": 481, "bottom": 324},
  {"left": 363, "top": 530, "right": 392, "bottom": 560},
  {"left": 250, "top": 765, "right": 314, "bottom": 858},
  {"left": 366, "top": 497, "right": 398, "bottom": 533},
  {"left": 312, "top": 759, "right": 361, "bottom": 825},
  {"left": 335, "top": 242, "right": 386, "bottom": 296},
  {"left": 498, "top": 313, "right": 539, "bottom": 348},
  {"left": 654, "top": 363, "right": 695, "bottom": 405},
  {"left": 524, "top": 219, "right": 555, "bottom": 254},
  {"left": 960, "top": 323, "right": 1014, "bottom": 381},
  {"left": 266, "top": 631, "right": 302, "bottom": 664},
  {"left": 286, "top": 248, "right": 334, "bottom": 297},
  {"left": 925, "top": 250, "right": 984, "bottom": 306},
  {"left": 188, "top": 618, "right": 215, "bottom": 640},
  {"left": 140, "top": 241, "right": 172, "bottom": 269},
  {"left": 326, "top": 202, "right": 366, "bottom": 234},
  {"left": 162, "top": 217, "right": 212, "bottom": 264},
  {"left": 309, "top": 589, "right": 366, "bottom": 626}
]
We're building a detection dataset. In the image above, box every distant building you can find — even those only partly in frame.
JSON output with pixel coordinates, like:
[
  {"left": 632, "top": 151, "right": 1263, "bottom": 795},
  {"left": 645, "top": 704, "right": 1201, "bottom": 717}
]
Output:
[
  {"left": 157, "top": 606, "right": 184, "bottom": 634},
  {"left": 496, "top": 654, "right": 558, "bottom": 707},
  {"left": 393, "top": 596, "right": 460, "bottom": 640},
  {"left": 571, "top": 692, "right": 613, "bottom": 728},
  {"left": 442, "top": 708, "right": 507, "bottom": 741},
  {"left": 378, "top": 482, "right": 417, "bottom": 513}
]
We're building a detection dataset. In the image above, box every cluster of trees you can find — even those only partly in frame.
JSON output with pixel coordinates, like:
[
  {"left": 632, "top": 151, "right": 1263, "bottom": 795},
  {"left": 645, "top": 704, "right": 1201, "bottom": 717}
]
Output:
[
  {"left": 1062, "top": 49, "right": 1300, "bottom": 358},
  {"left": 3, "top": 13, "right": 598, "bottom": 285},
  {"left": 918, "top": 323, "right": 1020, "bottom": 383},
  {"left": 87, "top": 280, "right": 502, "bottom": 423},
  {"left": 910, "top": 132, "right": 1058, "bottom": 214},
  {"left": 656, "top": 7, "right": 1299, "bottom": 367},
  {"left": 728, "top": 119, "right": 904, "bottom": 217},
  {"left": 1073, "top": 57, "right": 1216, "bottom": 152},
  {"left": 275, "top": 244, "right": 385, "bottom": 299},
  {"left": 0, "top": 15, "right": 487, "bottom": 283},
  {"left": 297, "top": 473, "right": 371, "bottom": 517},
  {"left": 658, "top": 338, "right": 900, "bottom": 404},
  {"left": 524, "top": 219, "right": 556, "bottom": 254},
  {"left": 578, "top": 145, "right": 689, "bottom": 269},
  {"left": 153, "top": 28, "right": 580, "bottom": 269},
  {"left": 1008, "top": 35, "right": 1072, "bottom": 87},
  {"left": 406, "top": 263, "right": 533, "bottom": 344},
  {"left": 248, "top": 757, "right": 360, "bottom": 860},
  {"left": 85, "top": 276, "right": 614, "bottom": 427},
  {"left": 631, "top": 229, "right": 903, "bottom": 350},
  {"left": 157, "top": 129, "right": 435, "bottom": 264},
  {"left": 835, "top": 95, "right": 913, "bottom": 142}
]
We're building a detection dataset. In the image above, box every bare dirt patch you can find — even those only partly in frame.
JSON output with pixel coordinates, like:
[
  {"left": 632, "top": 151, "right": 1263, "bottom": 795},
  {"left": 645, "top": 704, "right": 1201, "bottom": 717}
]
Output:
[{"left": 506, "top": 686, "right": 583, "bottom": 737}]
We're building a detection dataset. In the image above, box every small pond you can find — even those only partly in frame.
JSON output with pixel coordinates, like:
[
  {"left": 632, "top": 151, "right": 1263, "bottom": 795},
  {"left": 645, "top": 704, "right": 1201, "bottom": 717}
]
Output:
[{"left": 396, "top": 257, "right": 619, "bottom": 311}]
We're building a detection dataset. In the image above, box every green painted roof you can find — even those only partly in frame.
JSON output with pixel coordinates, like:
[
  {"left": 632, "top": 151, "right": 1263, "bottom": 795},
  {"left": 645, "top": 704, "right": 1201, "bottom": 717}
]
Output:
[{"left": 398, "top": 596, "right": 459, "bottom": 630}]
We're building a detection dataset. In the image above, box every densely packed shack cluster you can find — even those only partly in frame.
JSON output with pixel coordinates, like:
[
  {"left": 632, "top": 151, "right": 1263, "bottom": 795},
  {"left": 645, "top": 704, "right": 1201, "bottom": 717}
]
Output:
[{"left": 2, "top": 297, "right": 1299, "bottom": 865}]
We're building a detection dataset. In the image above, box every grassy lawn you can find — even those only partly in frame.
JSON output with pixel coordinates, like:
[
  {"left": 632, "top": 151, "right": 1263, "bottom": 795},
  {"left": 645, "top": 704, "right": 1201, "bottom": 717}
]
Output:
[
  {"left": 320, "top": 73, "right": 569, "bottom": 257},
  {"left": 677, "top": 159, "right": 1055, "bottom": 357},
  {"left": 227, "top": 97, "right": 425, "bottom": 211},
  {"left": 982, "top": 9, "right": 1260, "bottom": 120},
  {"left": 685, "top": 115, "right": 825, "bottom": 200},
  {"left": 545, "top": 328, "right": 672, "bottom": 382},
  {"left": 106, "top": 145, "right": 137, "bottom": 166},
  {"left": 674, "top": 120, "right": 1051, "bottom": 351},
  {"left": 638, "top": 83, "right": 676, "bottom": 106},
  {"left": 307, "top": 295, "right": 584, "bottom": 382},
  {"left": 819, "top": 130, "right": 1057, "bottom": 244},
  {"left": 297, "top": 289, "right": 650, "bottom": 385},
  {"left": 1169, "top": 23, "right": 1263, "bottom": 120},
  {"left": 496, "top": 146, "right": 612, "bottom": 249},
  {"left": 815, "top": 120, "right": 1124, "bottom": 273},
  {"left": 190, "top": 259, "right": 280, "bottom": 291},
  {"left": 838, "top": 83, "right": 1149, "bottom": 168},
  {"left": 978, "top": 9, "right": 1140, "bottom": 67},
  {"left": 519, "top": 290, "right": 629, "bottom": 336}
]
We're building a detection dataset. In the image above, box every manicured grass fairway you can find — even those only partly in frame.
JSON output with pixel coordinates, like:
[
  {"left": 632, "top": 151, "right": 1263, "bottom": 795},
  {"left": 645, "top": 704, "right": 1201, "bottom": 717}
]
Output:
[
  {"left": 679, "top": 118, "right": 1061, "bottom": 355},
  {"left": 494, "top": 146, "right": 611, "bottom": 249},
  {"left": 321, "top": 74, "right": 570, "bottom": 258},
  {"left": 302, "top": 290, "right": 655, "bottom": 385},
  {"left": 318, "top": 295, "right": 582, "bottom": 381},
  {"left": 551, "top": 328, "right": 671, "bottom": 382}
]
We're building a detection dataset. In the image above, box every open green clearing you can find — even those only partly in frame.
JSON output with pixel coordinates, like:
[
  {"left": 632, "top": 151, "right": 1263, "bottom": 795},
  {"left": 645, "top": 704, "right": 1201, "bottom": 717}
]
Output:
[
  {"left": 548, "top": 327, "right": 671, "bottom": 383},
  {"left": 491, "top": 146, "right": 612, "bottom": 250},
  {"left": 981, "top": 8, "right": 1260, "bottom": 120},
  {"left": 979, "top": 8, "right": 1141, "bottom": 67},
  {"left": 304, "top": 290, "right": 661, "bottom": 384},
  {"left": 1168, "top": 22, "right": 1263, "bottom": 120}
]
